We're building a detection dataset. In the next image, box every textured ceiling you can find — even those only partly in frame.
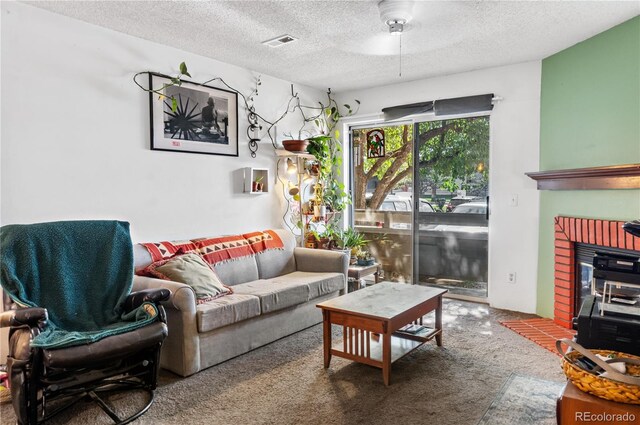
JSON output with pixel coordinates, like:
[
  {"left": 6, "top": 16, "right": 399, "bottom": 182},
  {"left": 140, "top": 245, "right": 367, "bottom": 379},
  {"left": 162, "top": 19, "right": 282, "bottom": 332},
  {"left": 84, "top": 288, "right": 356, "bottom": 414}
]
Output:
[{"left": 27, "top": 1, "right": 640, "bottom": 91}]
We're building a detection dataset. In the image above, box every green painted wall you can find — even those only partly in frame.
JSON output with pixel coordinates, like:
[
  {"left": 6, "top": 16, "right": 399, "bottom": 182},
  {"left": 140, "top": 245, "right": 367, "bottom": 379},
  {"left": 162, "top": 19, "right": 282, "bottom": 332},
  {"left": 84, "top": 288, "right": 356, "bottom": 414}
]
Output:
[{"left": 537, "top": 16, "right": 640, "bottom": 318}]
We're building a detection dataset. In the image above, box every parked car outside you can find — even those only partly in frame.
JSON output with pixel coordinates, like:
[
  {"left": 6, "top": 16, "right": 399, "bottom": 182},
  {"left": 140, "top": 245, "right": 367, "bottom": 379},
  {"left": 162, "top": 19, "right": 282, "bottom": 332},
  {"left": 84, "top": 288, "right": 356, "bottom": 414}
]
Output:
[
  {"left": 419, "top": 199, "right": 436, "bottom": 212},
  {"left": 376, "top": 195, "right": 436, "bottom": 212},
  {"left": 452, "top": 201, "right": 487, "bottom": 215},
  {"left": 379, "top": 195, "right": 412, "bottom": 211}
]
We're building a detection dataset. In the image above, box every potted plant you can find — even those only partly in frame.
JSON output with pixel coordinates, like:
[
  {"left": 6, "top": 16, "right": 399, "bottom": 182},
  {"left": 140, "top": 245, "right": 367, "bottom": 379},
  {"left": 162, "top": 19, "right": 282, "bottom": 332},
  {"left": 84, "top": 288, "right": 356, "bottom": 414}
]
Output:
[
  {"left": 342, "top": 228, "right": 368, "bottom": 259},
  {"left": 282, "top": 139, "right": 308, "bottom": 153},
  {"left": 312, "top": 182, "right": 326, "bottom": 219},
  {"left": 356, "top": 249, "right": 375, "bottom": 266},
  {"left": 329, "top": 228, "right": 368, "bottom": 264},
  {"left": 282, "top": 129, "right": 313, "bottom": 153},
  {"left": 252, "top": 176, "right": 264, "bottom": 192},
  {"left": 308, "top": 229, "right": 331, "bottom": 250},
  {"left": 305, "top": 231, "right": 318, "bottom": 248}
]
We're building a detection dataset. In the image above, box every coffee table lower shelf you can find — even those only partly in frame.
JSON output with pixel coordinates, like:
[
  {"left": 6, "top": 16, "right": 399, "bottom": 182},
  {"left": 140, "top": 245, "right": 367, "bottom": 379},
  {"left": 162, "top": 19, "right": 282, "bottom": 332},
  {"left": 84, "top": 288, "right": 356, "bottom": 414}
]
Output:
[{"left": 330, "top": 327, "right": 440, "bottom": 366}]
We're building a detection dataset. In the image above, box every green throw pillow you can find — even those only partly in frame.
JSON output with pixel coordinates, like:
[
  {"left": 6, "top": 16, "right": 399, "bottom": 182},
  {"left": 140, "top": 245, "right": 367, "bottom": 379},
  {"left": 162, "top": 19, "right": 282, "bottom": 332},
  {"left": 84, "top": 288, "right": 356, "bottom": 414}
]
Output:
[{"left": 143, "top": 253, "right": 231, "bottom": 301}]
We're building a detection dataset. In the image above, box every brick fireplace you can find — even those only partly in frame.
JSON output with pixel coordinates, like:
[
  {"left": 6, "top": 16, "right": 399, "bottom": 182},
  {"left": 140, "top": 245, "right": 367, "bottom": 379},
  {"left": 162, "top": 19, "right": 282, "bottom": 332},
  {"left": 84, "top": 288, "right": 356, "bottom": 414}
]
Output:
[{"left": 553, "top": 216, "right": 640, "bottom": 328}]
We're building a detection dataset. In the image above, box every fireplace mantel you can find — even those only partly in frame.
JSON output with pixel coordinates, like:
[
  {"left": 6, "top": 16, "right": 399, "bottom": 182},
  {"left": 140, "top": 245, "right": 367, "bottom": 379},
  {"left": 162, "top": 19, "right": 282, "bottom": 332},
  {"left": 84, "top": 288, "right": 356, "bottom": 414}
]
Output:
[{"left": 526, "top": 163, "right": 640, "bottom": 190}]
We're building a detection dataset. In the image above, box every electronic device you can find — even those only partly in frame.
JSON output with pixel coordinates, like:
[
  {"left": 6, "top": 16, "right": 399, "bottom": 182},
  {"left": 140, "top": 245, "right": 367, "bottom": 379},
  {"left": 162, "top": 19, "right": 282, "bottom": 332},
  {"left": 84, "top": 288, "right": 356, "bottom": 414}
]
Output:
[{"left": 574, "top": 295, "right": 640, "bottom": 356}]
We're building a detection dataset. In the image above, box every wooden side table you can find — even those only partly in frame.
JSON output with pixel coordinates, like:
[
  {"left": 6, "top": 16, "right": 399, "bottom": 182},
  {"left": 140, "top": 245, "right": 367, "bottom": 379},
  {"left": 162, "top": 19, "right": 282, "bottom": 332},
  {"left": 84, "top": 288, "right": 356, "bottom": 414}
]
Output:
[
  {"left": 556, "top": 381, "right": 640, "bottom": 424},
  {"left": 347, "top": 263, "right": 381, "bottom": 291}
]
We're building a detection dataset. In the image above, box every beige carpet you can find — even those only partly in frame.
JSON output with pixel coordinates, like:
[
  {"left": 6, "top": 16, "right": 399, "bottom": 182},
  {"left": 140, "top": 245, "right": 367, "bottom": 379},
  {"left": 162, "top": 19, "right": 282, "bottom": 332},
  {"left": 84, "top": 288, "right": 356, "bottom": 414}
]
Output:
[{"left": 0, "top": 300, "right": 565, "bottom": 425}]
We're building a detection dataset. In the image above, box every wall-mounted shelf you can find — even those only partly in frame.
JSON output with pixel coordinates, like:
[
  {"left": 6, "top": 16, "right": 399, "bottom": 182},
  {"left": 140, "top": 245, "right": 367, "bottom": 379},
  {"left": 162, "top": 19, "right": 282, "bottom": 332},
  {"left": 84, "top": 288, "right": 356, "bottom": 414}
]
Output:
[
  {"left": 243, "top": 167, "right": 269, "bottom": 194},
  {"left": 275, "top": 148, "right": 315, "bottom": 160},
  {"left": 525, "top": 163, "right": 640, "bottom": 190}
]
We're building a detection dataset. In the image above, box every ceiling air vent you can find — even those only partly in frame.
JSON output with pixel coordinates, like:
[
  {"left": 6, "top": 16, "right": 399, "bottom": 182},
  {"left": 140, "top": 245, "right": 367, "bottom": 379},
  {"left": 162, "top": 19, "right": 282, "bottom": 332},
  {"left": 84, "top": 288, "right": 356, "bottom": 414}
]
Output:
[{"left": 262, "top": 34, "right": 298, "bottom": 48}]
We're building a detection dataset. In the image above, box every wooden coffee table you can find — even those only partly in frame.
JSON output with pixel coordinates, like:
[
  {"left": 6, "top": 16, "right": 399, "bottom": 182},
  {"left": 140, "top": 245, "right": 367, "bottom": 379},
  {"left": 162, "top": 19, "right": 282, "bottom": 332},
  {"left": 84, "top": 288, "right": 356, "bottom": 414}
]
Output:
[{"left": 316, "top": 282, "right": 447, "bottom": 386}]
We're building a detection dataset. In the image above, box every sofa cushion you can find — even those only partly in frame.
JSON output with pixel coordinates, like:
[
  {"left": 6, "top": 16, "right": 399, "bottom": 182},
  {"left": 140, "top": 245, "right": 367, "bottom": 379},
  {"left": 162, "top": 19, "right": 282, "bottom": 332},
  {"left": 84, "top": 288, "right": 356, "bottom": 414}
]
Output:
[
  {"left": 232, "top": 280, "right": 310, "bottom": 314},
  {"left": 213, "top": 257, "right": 260, "bottom": 286},
  {"left": 140, "top": 253, "right": 232, "bottom": 303},
  {"left": 196, "top": 294, "right": 261, "bottom": 333},
  {"left": 271, "top": 272, "right": 345, "bottom": 300},
  {"left": 254, "top": 230, "right": 296, "bottom": 280}
]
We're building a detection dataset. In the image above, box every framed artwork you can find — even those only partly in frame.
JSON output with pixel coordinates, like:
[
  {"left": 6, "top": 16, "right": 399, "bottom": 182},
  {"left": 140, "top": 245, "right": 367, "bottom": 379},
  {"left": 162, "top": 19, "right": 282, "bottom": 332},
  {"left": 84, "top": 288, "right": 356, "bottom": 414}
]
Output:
[
  {"left": 366, "top": 129, "right": 385, "bottom": 158},
  {"left": 148, "top": 73, "right": 239, "bottom": 156}
]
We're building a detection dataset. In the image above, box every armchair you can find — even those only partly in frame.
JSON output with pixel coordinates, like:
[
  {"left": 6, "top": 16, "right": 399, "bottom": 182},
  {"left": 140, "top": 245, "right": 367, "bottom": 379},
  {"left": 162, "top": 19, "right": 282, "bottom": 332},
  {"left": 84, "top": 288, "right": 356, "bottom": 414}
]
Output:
[{"left": 0, "top": 221, "right": 170, "bottom": 425}]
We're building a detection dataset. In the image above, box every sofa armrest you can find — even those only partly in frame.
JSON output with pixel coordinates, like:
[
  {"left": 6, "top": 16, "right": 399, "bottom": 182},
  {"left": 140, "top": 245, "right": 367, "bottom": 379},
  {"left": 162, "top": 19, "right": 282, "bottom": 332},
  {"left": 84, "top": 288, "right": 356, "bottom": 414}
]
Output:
[
  {"left": 132, "top": 275, "right": 201, "bottom": 376},
  {"left": 132, "top": 276, "right": 196, "bottom": 313},
  {"left": 294, "top": 247, "right": 349, "bottom": 276}
]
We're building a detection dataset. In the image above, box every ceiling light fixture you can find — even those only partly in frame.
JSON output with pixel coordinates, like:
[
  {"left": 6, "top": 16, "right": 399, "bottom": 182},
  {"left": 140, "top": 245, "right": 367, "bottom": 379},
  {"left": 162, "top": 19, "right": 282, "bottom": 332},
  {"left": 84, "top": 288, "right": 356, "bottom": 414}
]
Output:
[
  {"left": 378, "top": 0, "right": 413, "bottom": 34},
  {"left": 378, "top": 0, "right": 414, "bottom": 77}
]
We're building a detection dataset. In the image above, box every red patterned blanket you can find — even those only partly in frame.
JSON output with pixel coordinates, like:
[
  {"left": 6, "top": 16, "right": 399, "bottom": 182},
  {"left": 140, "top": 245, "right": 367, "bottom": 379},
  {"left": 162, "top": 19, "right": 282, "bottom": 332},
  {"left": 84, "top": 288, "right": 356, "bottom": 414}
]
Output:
[
  {"left": 242, "top": 230, "right": 284, "bottom": 254},
  {"left": 140, "top": 230, "right": 284, "bottom": 267}
]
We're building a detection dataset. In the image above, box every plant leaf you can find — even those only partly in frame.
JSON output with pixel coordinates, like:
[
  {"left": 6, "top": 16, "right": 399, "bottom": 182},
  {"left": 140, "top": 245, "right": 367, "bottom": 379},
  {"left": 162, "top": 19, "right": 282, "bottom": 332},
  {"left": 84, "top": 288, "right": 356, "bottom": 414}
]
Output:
[
  {"left": 171, "top": 97, "right": 178, "bottom": 112},
  {"left": 179, "top": 62, "right": 188, "bottom": 75},
  {"left": 343, "top": 104, "right": 350, "bottom": 109},
  {"left": 355, "top": 99, "right": 361, "bottom": 105}
]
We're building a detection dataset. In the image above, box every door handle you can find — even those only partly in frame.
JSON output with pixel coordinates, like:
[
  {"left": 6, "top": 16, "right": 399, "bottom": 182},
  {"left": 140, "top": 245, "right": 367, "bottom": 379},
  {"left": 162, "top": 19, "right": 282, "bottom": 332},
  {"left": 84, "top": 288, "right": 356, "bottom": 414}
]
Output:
[{"left": 486, "top": 196, "right": 490, "bottom": 220}]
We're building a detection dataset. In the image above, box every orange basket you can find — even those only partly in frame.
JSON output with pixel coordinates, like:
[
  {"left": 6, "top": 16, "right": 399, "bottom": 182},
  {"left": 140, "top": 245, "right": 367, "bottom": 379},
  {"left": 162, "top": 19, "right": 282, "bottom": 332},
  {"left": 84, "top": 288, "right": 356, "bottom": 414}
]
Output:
[{"left": 557, "top": 339, "right": 640, "bottom": 404}]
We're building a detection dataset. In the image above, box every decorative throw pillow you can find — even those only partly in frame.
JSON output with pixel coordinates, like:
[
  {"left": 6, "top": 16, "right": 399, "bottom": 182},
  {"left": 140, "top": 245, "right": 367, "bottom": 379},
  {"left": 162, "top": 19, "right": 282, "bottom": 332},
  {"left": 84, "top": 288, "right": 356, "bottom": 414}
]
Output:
[{"left": 140, "top": 253, "right": 232, "bottom": 303}]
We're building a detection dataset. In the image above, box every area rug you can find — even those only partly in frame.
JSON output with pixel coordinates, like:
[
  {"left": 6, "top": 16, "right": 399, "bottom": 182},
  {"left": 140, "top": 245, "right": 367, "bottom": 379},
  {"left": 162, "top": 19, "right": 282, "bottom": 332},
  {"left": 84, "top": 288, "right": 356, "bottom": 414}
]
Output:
[
  {"left": 477, "top": 373, "right": 564, "bottom": 425},
  {"left": 1, "top": 300, "right": 565, "bottom": 425},
  {"left": 500, "top": 318, "right": 576, "bottom": 355}
]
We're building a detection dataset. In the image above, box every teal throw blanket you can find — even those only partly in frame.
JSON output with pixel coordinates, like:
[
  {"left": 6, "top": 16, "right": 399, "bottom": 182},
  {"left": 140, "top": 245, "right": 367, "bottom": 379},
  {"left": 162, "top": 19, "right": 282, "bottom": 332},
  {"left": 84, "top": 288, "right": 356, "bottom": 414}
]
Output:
[{"left": 1, "top": 220, "right": 158, "bottom": 349}]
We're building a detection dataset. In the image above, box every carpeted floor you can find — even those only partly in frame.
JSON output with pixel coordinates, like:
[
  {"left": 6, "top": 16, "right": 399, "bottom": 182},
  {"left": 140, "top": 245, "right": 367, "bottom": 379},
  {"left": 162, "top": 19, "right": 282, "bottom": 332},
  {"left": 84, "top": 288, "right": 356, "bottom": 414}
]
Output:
[{"left": 0, "top": 300, "right": 566, "bottom": 425}]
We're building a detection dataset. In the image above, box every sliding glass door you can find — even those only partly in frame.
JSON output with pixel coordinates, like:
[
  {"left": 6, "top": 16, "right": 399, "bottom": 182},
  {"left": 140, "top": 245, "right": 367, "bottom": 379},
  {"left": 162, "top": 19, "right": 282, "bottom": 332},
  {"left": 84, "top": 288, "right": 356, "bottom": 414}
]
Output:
[
  {"left": 348, "top": 115, "right": 490, "bottom": 298},
  {"left": 413, "top": 116, "right": 490, "bottom": 298}
]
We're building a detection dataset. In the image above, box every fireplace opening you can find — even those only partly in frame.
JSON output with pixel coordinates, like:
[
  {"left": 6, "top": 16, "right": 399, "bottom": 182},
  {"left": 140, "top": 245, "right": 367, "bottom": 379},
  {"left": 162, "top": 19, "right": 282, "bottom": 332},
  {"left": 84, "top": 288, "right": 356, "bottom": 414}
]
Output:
[
  {"left": 553, "top": 216, "right": 640, "bottom": 329},
  {"left": 574, "top": 243, "right": 639, "bottom": 313}
]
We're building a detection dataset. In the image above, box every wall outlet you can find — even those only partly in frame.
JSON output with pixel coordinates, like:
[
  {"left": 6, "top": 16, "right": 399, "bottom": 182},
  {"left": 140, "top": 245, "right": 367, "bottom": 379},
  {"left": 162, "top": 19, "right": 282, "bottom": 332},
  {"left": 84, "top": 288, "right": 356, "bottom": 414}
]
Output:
[
  {"left": 509, "top": 194, "right": 518, "bottom": 207},
  {"left": 508, "top": 272, "right": 517, "bottom": 284}
]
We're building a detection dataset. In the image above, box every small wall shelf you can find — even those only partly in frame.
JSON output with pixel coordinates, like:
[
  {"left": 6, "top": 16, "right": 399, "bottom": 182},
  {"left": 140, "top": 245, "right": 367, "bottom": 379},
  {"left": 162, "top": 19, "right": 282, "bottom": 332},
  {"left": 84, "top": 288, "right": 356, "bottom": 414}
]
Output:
[
  {"left": 275, "top": 148, "right": 315, "bottom": 160},
  {"left": 243, "top": 167, "right": 269, "bottom": 194},
  {"left": 525, "top": 163, "right": 640, "bottom": 190}
]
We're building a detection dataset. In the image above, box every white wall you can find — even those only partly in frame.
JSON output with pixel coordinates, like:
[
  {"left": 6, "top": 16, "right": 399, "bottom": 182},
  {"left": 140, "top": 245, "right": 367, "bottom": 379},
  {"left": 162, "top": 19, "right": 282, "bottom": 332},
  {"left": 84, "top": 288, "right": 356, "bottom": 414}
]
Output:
[
  {"left": 0, "top": 2, "right": 322, "bottom": 242},
  {"left": 337, "top": 62, "right": 542, "bottom": 313},
  {"left": 0, "top": 2, "right": 323, "bottom": 359}
]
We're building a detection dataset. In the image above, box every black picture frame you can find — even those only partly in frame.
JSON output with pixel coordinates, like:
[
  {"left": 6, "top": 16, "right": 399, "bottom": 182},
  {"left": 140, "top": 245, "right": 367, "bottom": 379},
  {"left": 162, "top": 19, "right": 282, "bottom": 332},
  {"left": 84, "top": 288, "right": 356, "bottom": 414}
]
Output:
[{"left": 148, "top": 72, "right": 239, "bottom": 157}]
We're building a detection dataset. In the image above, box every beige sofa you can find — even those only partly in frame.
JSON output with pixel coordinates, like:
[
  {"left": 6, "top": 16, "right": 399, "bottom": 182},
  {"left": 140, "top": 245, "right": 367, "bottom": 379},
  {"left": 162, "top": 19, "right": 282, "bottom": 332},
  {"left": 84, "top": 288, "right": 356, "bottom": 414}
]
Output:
[{"left": 131, "top": 229, "right": 348, "bottom": 377}]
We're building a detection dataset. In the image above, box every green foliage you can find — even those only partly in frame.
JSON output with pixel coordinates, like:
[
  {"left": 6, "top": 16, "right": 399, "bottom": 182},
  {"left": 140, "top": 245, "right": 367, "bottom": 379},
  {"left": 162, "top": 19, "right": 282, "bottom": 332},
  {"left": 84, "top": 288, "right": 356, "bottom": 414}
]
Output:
[
  {"left": 134, "top": 61, "right": 193, "bottom": 113},
  {"left": 179, "top": 62, "right": 191, "bottom": 77},
  {"left": 353, "top": 117, "right": 489, "bottom": 209},
  {"left": 417, "top": 117, "right": 489, "bottom": 194},
  {"left": 337, "top": 228, "right": 368, "bottom": 250},
  {"left": 302, "top": 91, "right": 359, "bottom": 216},
  {"left": 324, "top": 179, "right": 350, "bottom": 212},
  {"left": 306, "top": 135, "right": 332, "bottom": 178}
]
